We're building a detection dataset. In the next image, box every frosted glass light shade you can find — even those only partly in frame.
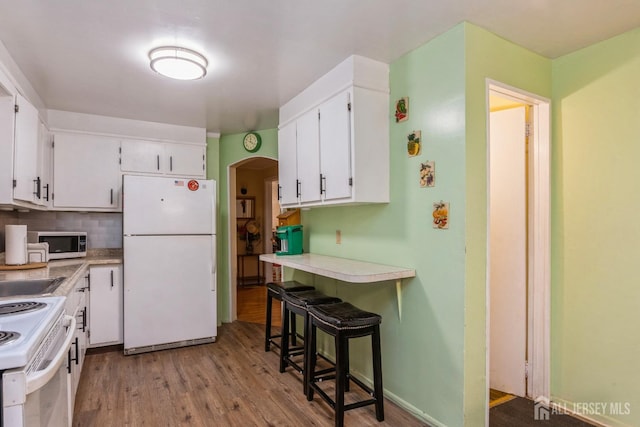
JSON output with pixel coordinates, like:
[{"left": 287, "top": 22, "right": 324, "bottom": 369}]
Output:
[{"left": 149, "top": 46, "right": 208, "bottom": 80}]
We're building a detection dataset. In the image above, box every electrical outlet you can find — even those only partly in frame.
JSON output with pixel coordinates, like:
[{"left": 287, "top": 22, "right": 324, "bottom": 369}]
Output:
[{"left": 336, "top": 230, "right": 342, "bottom": 244}]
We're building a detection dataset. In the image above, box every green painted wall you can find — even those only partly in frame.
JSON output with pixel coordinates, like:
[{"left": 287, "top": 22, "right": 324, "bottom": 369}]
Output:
[
  {"left": 463, "top": 24, "right": 552, "bottom": 426},
  {"left": 208, "top": 23, "right": 640, "bottom": 427},
  {"left": 298, "top": 24, "right": 467, "bottom": 426},
  {"left": 551, "top": 28, "right": 640, "bottom": 426},
  {"left": 210, "top": 129, "right": 278, "bottom": 323}
]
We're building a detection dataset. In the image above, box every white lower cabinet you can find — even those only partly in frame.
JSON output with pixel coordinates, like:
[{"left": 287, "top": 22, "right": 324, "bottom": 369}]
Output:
[
  {"left": 66, "top": 271, "right": 90, "bottom": 421},
  {"left": 89, "top": 265, "right": 123, "bottom": 347}
]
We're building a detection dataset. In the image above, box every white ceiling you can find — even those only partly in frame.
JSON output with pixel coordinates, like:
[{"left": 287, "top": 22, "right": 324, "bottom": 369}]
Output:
[{"left": 0, "top": 1, "right": 638, "bottom": 135}]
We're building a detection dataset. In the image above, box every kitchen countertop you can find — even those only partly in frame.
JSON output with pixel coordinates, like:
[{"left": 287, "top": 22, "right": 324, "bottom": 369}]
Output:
[
  {"left": 0, "top": 249, "right": 123, "bottom": 298},
  {"left": 260, "top": 253, "right": 415, "bottom": 319},
  {"left": 259, "top": 253, "right": 415, "bottom": 283}
]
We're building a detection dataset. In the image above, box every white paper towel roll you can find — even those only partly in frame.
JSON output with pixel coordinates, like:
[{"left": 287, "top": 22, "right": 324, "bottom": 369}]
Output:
[{"left": 5, "top": 225, "right": 28, "bottom": 265}]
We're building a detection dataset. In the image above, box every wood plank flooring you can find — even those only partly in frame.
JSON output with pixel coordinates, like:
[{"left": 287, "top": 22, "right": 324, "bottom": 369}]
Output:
[
  {"left": 73, "top": 320, "right": 427, "bottom": 426},
  {"left": 237, "top": 285, "right": 280, "bottom": 326}
]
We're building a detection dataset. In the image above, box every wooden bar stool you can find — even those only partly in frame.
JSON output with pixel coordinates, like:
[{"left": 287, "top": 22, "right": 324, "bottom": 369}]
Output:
[
  {"left": 280, "top": 290, "right": 342, "bottom": 394},
  {"left": 265, "top": 281, "right": 314, "bottom": 352},
  {"left": 307, "top": 302, "right": 384, "bottom": 427}
]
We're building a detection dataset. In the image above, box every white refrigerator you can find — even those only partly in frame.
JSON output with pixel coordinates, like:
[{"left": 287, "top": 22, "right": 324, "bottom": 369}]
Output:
[{"left": 123, "top": 175, "right": 217, "bottom": 355}]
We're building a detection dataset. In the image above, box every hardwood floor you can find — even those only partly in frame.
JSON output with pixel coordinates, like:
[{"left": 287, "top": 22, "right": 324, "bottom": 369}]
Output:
[
  {"left": 73, "top": 320, "right": 427, "bottom": 426},
  {"left": 237, "top": 284, "right": 280, "bottom": 326}
]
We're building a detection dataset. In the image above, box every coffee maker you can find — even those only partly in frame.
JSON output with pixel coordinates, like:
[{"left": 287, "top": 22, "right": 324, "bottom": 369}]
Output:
[{"left": 275, "top": 225, "right": 303, "bottom": 255}]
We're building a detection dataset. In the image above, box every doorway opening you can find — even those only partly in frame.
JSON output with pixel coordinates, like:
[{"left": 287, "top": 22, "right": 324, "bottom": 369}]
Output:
[
  {"left": 486, "top": 81, "right": 551, "bottom": 417},
  {"left": 228, "top": 156, "right": 279, "bottom": 324}
]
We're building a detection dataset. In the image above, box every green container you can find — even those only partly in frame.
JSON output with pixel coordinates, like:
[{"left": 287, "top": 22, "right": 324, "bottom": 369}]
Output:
[{"left": 276, "top": 225, "right": 303, "bottom": 255}]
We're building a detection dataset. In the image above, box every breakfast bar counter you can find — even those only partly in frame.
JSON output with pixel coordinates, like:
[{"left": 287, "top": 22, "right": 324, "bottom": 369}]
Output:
[{"left": 259, "top": 253, "right": 415, "bottom": 319}]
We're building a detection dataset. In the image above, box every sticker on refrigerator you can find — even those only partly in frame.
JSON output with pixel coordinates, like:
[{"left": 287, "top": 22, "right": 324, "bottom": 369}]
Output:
[
  {"left": 174, "top": 180, "right": 185, "bottom": 187},
  {"left": 188, "top": 180, "right": 200, "bottom": 191}
]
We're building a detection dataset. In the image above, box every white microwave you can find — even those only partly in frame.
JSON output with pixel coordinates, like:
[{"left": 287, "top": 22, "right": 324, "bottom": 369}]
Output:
[{"left": 27, "top": 231, "right": 87, "bottom": 259}]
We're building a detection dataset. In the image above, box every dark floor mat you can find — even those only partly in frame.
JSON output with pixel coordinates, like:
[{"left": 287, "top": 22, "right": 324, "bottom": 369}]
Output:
[{"left": 490, "top": 397, "right": 595, "bottom": 427}]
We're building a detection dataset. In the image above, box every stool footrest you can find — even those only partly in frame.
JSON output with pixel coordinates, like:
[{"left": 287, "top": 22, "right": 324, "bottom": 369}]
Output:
[
  {"left": 309, "top": 382, "right": 377, "bottom": 413},
  {"left": 344, "top": 399, "right": 377, "bottom": 411}
]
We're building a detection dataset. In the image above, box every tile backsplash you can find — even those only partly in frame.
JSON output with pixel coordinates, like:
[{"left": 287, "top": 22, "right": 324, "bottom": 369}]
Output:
[{"left": 0, "top": 211, "right": 122, "bottom": 252}]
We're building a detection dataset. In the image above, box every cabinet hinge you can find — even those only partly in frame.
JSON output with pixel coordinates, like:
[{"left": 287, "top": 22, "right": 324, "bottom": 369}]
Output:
[
  {"left": 318, "top": 111, "right": 320, "bottom": 120},
  {"left": 348, "top": 177, "right": 353, "bottom": 186},
  {"left": 14, "top": 104, "right": 19, "bottom": 113},
  {"left": 347, "top": 102, "right": 351, "bottom": 111},
  {"left": 12, "top": 179, "right": 16, "bottom": 188},
  {"left": 525, "top": 360, "right": 529, "bottom": 379},
  {"left": 525, "top": 122, "right": 532, "bottom": 138},
  {"left": 52, "top": 192, "right": 54, "bottom": 201}
]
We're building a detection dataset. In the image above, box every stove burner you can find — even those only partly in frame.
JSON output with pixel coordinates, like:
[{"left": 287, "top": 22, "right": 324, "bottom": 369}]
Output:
[
  {"left": 0, "top": 301, "right": 47, "bottom": 316},
  {"left": 0, "top": 331, "right": 20, "bottom": 345}
]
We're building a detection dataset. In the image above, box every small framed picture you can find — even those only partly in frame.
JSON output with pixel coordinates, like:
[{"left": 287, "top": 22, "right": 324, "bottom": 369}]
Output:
[
  {"left": 407, "top": 130, "right": 421, "bottom": 157},
  {"left": 432, "top": 201, "right": 449, "bottom": 229},
  {"left": 420, "top": 161, "right": 435, "bottom": 187},
  {"left": 395, "top": 97, "right": 409, "bottom": 123}
]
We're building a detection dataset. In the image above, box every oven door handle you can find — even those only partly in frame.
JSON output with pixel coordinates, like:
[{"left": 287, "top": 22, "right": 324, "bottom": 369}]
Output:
[{"left": 26, "top": 315, "right": 76, "bottom": 394}]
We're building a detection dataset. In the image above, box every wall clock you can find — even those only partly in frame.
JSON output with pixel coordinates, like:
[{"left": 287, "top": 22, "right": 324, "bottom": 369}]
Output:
[{"left": 243, "top": 131, "right": 262, "bottom": 153}]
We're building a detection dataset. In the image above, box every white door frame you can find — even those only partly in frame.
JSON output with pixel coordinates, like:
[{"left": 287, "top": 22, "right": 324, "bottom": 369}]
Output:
[{"left": 485, "top": 79, "right": 551, "bottom": 420}]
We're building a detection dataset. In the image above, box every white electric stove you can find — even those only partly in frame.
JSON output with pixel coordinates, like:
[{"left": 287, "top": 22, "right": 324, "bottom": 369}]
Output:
[
  {"left": 0, "top": 296, "right": 66, "bottom": 370},
  {"left": 0, "top": 296, "right": 74, "bottom": 427}
]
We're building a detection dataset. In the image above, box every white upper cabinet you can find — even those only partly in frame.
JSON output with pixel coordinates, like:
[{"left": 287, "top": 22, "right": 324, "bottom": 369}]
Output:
[
  {"left": 278, "top": 55, "right": 389, "bottom": 208},
  {"left": 277, "top": 122, "right": 298, "bottom": 205},
  {"left": 12, "top": 94, "right": 40, "bottom": 204},
  {"left": 296, "top": 109, "right": 322, "bottom": 204},
  {"left": 35, "top": 120, "right": 53, "bottom": 207},
  {"left": 52, "top": 132, "right": 121, "bottom": 211},
  {"left": 319, "top": 89, "right": 352, "bottom": 202},
  {"left": 120, "top": 139, "right": 164, "bottom": 174},
  {"left": 164, "top": 142, "right": 205, "bottom": 177},
  {"left": 121, "top": 139, "right": 205, "bottom": 178}
]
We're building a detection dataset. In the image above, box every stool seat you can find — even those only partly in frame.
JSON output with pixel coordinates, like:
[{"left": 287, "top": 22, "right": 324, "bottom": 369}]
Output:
[
  {"left": 267, "top": 281, "right": 315, "bottom": 296},
  {"left": 308, "top": 302, "right": 381, "bottom": 330},
  {"left": 283, "top": 290, "right": 342, "bottom": 308}
]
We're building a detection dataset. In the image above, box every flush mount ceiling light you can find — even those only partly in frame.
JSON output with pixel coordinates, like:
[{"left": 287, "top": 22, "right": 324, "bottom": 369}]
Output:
[{"left": 149, "top": 46, "right": 208, "bottom": 80}]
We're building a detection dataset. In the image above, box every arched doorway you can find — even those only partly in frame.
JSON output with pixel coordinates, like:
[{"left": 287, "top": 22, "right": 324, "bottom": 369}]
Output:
[{"left": 227, "top": 156, "right": 279, "bottom": 323}]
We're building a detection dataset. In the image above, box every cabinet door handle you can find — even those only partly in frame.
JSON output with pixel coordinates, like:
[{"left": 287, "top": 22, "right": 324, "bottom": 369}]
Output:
[
  {"left": 74, "top": 337, "right": 79, "bottom": 365},
  {"left": 320, "top": 174, "right": 327, "bottom": 195},
  {"left": 277, "top": 185, "right": 281, "bottom": 201},
  {"left": 157, "top": 154, "right": 160, "bottom": 171},
  {"left": 170, "top": 156, "right": 173, "bottom": 171},
  {"left": 44, "top": 184, "right": 49, "bottom": 201},
  {"left": 68, "top": 337, "right": 79, "bottom": 368},
  {"left": 33, "top": 177, "right": 41, "bottom": 199},
  {"left": 296, "top": 180, "right": 301, "bottom": 198},
  {"left": 110, "top": 270, "right": 114, "bottom": 288},
  {"left": 82, "top": 307, "right": 87, "bottom": 332},
  {"left": 110, "top": 188, "right": 114, "bottom": 205}
]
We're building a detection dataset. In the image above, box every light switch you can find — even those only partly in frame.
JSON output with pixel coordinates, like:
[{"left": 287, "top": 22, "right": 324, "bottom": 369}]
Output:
[{"left": 336, "top": 230, "right": 341, "bottom": 244}]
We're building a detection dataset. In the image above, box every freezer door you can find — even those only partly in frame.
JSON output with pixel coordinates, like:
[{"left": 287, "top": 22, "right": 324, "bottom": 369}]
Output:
[
  {"left": 124, "top": 235, "right": 217, "bottom": 351},
  {"left": 123, "top": 175, "right": 216, "bottom": 235}
]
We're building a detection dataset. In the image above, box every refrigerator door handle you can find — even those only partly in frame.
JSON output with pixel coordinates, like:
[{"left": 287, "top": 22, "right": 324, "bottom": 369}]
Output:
[{"left": 211, "top": 237, "right": 216, "bottom": 291}]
